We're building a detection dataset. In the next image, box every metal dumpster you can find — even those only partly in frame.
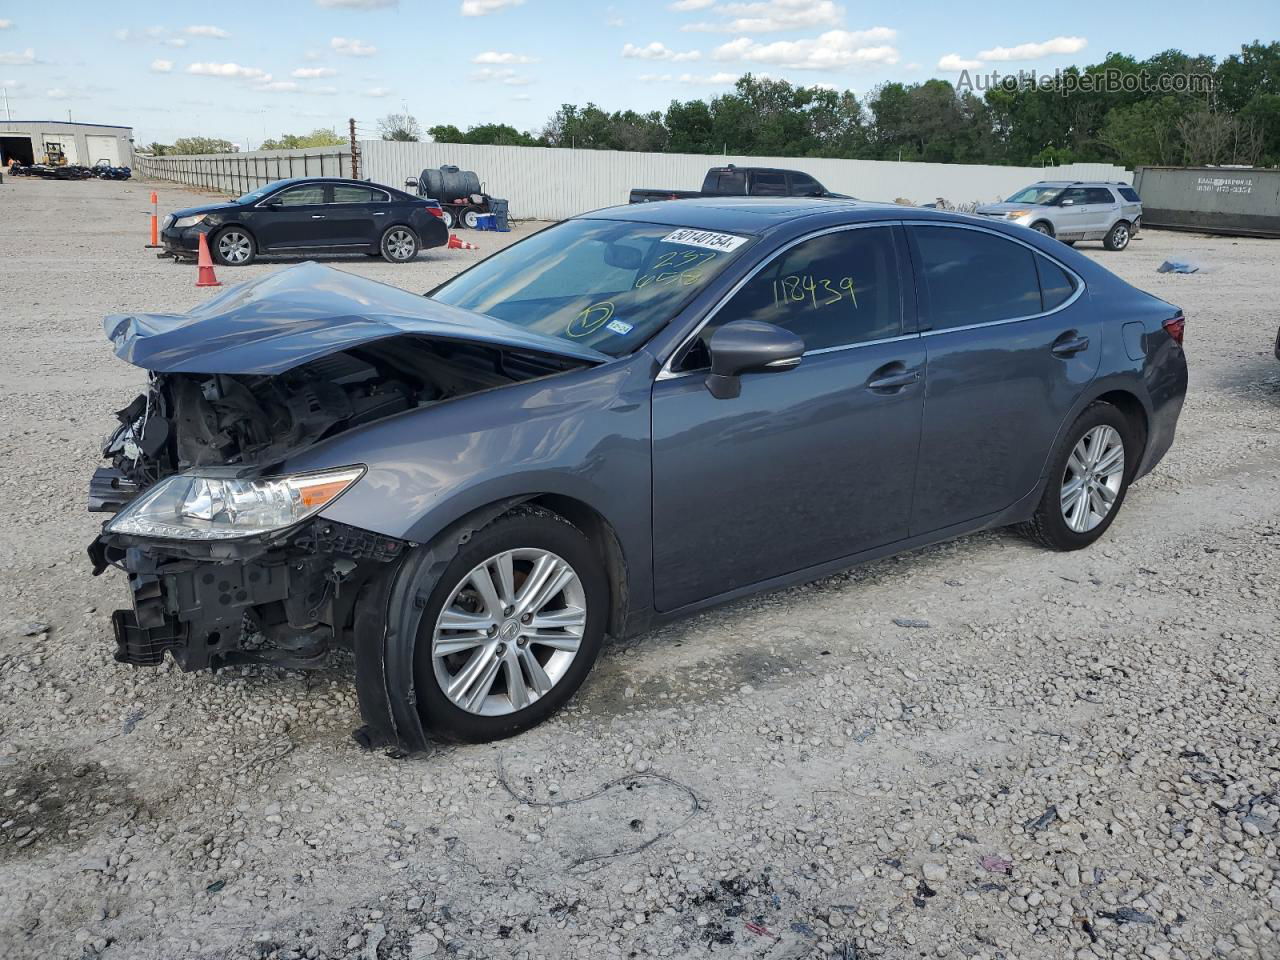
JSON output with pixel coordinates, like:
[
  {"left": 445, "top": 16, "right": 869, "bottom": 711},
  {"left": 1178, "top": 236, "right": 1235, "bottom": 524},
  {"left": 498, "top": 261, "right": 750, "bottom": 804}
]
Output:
[{"left": 1132, "top": 166, "right": 1280, "bottom": 238}]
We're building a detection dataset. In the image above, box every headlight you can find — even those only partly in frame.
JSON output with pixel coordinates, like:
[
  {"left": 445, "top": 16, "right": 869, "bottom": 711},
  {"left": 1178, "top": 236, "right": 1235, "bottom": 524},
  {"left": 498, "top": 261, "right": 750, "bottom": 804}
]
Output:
[
  {"left": 1005, "top": 209, "right": 1030, "bottom": 219},
  {"left": 106, "top": 466, "right": 364, "bottom": 540},
  {"left": 161, "top": 214, "right": 174, "bottom": 229},
  {"left": 173, "top": 213, "right": 207, "bottom": 229}
]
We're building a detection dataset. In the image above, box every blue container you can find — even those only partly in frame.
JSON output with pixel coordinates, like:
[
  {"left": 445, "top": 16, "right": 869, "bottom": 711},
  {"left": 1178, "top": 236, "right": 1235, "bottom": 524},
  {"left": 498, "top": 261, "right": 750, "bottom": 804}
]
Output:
[{"left": 474, "top": 213, "right": 496, "bottom": 231}]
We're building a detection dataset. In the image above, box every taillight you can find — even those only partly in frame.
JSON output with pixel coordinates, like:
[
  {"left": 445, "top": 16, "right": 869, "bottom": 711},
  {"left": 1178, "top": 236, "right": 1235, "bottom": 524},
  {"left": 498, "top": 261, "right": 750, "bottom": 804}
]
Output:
[
  {"left": 425, "top": 206, "right": 444, "bottom": 219},
  {"left": 1163, "top": 313, "right": 1185, "bottom": 347}
]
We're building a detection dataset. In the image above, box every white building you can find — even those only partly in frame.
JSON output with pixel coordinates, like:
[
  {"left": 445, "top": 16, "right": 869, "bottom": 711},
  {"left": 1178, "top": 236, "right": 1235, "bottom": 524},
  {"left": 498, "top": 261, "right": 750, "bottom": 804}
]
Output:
[{"left": 0, "top": 120, "right": 134, "bottom": 167}]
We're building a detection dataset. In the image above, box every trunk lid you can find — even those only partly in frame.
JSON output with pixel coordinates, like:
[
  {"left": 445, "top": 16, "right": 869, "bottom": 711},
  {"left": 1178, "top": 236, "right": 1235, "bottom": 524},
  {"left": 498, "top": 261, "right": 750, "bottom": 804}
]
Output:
[{"left": 105, "top": 261, "right": 609, "bottom": 374}]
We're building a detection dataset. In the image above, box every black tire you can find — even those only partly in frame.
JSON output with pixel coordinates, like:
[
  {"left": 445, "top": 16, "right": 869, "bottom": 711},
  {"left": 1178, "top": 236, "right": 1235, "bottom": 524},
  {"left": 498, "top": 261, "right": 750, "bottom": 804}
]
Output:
[
  {"left": 409, "top": 506, "right": 608, "bottom": 743},
  {"left": 1103, "top": 220, "right": 1131, "bottom": 251},
  {"left": 1019, "top": 402, "right": 1136, "bottom": 551},
  {"left": 1031, "top": 221, "right": 1054, "bottom": 237},
  {"left": 210, "top": 226, "right": 256, "bottom": 266},
  {"left": 440, "top": 208, "right": 454, "bottom": 230},
  {"left": 380, "top": 225, "right": 419, "bottom": 263}
]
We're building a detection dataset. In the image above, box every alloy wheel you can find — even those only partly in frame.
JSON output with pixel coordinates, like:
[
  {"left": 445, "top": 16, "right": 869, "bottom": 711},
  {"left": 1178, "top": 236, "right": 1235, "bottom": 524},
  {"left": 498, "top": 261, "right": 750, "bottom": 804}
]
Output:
[
  {"left": 385, "top": 229, "right": 416, "bottom": 261},
  {"left": 431, "top": 548, "right": 587, "bottom": 716},
  {"left": 217, "top": 231, "right": 252, "bottom": 264},
  {"left": 1060, "top": 425, "right": 1125, "bottom": 533},
  {"left": 1111, "top": 224, "right": 1130, "bottom": 248}
]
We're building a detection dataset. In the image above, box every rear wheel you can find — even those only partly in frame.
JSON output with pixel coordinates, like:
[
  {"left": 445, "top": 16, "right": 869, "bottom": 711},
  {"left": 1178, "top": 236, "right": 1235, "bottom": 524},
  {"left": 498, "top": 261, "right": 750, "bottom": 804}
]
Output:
[
  {"left": 1103, "top": 220, "right": 1131, "bottom": 251},
  {"left": 212, "top": 227, "right": 256, "bottom": 266},
  {"left": 461, "top": 207, "right": 482, "bottom": 229},
  {"left": 439, "top": 208, "right": 455, "bottom": 230},
  {"left": 380, "top": 226, "right": 419, "bottom": 263},
  {"left": 1019, "top": 403, "right": 1134, "bottom": 551},
  {"left": 410, "top": 507, "right": 608, "bottom": 742}
]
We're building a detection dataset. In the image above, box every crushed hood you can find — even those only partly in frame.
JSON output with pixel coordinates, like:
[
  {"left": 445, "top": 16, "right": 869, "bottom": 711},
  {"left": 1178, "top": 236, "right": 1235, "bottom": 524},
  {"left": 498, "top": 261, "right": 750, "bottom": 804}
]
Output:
[{"left": 105, "top": 261, "right": 609, "bottom": 374}]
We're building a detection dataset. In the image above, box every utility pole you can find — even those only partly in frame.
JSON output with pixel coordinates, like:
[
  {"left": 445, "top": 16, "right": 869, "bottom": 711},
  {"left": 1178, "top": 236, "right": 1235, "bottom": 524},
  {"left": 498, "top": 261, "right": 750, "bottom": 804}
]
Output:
[
  {"left": 348, "top": 117, "right": 360, "bottom": 179},
  {"left": 2, "top": 87, "right": 10, "bottom": 121}
]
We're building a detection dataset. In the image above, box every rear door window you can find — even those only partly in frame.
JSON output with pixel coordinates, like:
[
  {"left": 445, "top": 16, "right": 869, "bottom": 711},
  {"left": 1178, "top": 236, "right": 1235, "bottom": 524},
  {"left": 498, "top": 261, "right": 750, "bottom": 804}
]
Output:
[
  {"left": 911, "top": 225, "right": 1042, "bottom": 330},
  {"left": 749, "top": 172, "right": 788, "bottom": 196},
  {"left": 1084, "top": 187, "right": 1115, "bottom": 204},
  {"left": 1059, "top": 187, "right": 1089, "bottom": 206},
  {"left": 331, "top": 185, "right": 387, "bottom": 203},
  {"left": 710, "top": 170, "right": 745, "bottom": 193}
]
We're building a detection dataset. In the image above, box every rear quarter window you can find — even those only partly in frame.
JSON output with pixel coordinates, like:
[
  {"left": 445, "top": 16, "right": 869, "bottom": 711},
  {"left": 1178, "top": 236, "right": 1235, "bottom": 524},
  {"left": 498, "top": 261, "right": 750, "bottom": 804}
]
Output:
[
  {"left": 1118, "top": 187, "right": 1141, "bottom": 202},
  {"left": 1036, "top": 257, "right": 1078, "bottom": 312}
]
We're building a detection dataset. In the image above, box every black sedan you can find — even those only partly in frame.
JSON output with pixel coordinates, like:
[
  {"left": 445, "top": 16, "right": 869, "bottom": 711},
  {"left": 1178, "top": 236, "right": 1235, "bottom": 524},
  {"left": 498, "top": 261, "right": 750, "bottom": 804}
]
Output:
[{"left": 160, "top": 177, "right": 450, "bottom": 266}]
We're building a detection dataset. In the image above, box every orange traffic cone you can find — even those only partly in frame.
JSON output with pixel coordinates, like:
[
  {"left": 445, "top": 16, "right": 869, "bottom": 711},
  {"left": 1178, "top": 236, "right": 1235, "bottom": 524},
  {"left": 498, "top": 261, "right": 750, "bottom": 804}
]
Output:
[
  {"left": 447, "top": 233, "right": 479, "bottom": 250},
  {"left": 196, "top": 233, "right": 222, "bottom": 288}
]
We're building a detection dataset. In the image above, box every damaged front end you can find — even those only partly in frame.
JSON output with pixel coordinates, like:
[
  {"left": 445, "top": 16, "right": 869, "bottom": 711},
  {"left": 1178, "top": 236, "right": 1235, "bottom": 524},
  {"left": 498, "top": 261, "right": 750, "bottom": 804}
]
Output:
[{"left": 88, "top": 263, "right": 601, "bottom": 738}]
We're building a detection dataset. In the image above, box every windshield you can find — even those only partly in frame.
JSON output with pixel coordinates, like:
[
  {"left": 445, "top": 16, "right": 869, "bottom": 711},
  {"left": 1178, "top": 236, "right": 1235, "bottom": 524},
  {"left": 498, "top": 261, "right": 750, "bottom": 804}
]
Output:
[
  {"left": 430, "top": 218, "right": 753, "bottom": 357},
  {"left": 1005, "top": 186, "right": 1063, "bottom": 205},
  {"left": 235, "top": 179, "right": 294, "bottom": 204}
]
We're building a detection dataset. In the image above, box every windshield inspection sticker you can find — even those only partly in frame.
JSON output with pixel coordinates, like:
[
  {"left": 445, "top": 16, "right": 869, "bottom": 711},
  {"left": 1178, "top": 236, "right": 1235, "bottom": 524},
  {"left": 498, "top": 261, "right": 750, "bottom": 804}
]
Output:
[
  {"left": 661, "top": 228, "right": 748, "bottom": 252},
  {"left": 606, "top": 319, "right": 633, "bottom": 335}
]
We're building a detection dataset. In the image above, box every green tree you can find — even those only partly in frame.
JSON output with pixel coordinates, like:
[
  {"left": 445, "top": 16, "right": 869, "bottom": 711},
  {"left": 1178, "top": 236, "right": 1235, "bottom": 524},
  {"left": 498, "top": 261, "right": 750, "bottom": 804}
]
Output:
[
  {"left": 260, "top": 128, "right": 345, "bottom": 150},
  {"left": 172, "top": 136, "right": 234, "bottom": 155},
  {"left": 378, "top": 113, "right": 422, "bottom": 141}
]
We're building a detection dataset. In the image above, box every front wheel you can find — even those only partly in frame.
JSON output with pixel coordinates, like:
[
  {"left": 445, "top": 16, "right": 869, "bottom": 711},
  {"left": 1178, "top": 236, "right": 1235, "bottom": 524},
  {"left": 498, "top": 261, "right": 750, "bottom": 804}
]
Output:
[
  {"left": 1103, "top": 220, "right": 1131, "bottom": 251},
  {"left": 211, "top": 227, "right": 256, "bottom": 266},
  {"left": 380, "top": 226, "right": 419, "bottom": 263},
  {"left": 1019, "top": 403, "right": 1134, "bottom": 551},
  {"left": 409, "top": 507, "right": 608, "bottom": 742},
  {"left": 1031, "top": 221, "right": 1054, "bottom": 237}
]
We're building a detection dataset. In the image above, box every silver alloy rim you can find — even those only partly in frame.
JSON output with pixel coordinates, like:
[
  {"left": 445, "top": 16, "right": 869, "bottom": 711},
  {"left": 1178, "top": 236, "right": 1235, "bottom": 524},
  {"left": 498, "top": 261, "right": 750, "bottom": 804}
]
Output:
[
  {"left": 432, "top": 548, "right": 587, "bottom": 716},
  {"left": 1060, "top": 424, "right": 1124, "bottom": 533},
  {"left": 463, "top": 211, "right": 479, "bottom": 228},
  {"left": 1034, "top": 223, "right": 1051, "bottom": 235},
  {"left": 1112, "top": 225, "right": 1129, "bottom": 248},
  {"left": 385, "top": 229, "right": 416, "bottom": 260},
  {"left": 441, "top": 210, "right": 453, "bottom": 229},
  {"left": 217, "top": 231, "right": 252, "bottom": 264}
]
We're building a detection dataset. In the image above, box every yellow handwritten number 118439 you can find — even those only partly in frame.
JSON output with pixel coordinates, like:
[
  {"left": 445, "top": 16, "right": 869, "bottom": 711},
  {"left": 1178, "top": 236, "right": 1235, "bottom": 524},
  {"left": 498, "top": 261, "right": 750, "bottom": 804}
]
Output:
[{"left": 773, "top": 275, "right": 858, "bottom": 310}]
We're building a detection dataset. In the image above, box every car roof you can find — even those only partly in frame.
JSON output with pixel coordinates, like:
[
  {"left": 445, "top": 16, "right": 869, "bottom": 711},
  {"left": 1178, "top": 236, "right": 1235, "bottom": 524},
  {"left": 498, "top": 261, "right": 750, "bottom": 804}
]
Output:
[
  {"left": 580, "top": 197, "right": 994, "bottom": 235},
  {"left": 261, "top": 176, "right": 407, "bottom": 192}
]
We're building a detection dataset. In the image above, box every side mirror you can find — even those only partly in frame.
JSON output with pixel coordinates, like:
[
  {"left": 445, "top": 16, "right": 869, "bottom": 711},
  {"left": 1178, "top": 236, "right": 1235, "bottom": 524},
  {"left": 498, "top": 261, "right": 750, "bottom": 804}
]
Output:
[
  {"left": 705, "top": 320, "right": 804, "bottom": 399},
  {"left": 1060, "top": 198, "right": 1075, "bottom": 207},
  {"left": 404, "top": 177, "right": 417, "bottom": 189}
]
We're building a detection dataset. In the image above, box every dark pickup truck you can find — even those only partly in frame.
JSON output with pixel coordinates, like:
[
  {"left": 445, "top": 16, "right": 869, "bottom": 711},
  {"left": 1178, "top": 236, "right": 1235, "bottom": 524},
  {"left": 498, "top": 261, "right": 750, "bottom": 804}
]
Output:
[{"left": 629, "top": 165, "right": 847, "bottom": 204}]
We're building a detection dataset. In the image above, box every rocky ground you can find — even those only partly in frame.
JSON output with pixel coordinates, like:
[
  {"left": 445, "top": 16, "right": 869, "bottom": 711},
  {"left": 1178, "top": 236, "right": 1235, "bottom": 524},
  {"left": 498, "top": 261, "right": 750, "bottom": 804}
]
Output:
[{"left": 0, "top": 177, "right": 1276, "bottom": 960}]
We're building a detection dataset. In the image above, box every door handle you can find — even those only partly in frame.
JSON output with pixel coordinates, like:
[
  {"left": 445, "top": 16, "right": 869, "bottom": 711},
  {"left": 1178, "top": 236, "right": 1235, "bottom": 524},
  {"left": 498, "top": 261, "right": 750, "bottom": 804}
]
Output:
[
  {"left": 1051, "top": 334, "right": 1090, "bottom": 356},
  {"left": 866, "top": 365, "right": 920, "bottom": 392},
  {"left": 373, "top": 211, "right": 386, "bottom": 216},
  {"left": 311, "top": 215, "right": 326, "bottom": 219}
]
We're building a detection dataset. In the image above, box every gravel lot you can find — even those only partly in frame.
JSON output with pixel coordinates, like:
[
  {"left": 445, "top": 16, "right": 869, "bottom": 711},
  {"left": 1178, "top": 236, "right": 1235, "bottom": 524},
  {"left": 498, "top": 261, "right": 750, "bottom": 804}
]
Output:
[{"left": 0, "top": 176, "right": 1277, "bottom": 960}]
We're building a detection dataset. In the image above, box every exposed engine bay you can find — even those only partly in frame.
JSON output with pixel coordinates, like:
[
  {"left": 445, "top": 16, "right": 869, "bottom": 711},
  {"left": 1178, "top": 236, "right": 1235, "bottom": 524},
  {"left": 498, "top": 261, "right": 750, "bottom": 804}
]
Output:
[{"left": 89, "top": 335, "right": 585, "bottom": 675}]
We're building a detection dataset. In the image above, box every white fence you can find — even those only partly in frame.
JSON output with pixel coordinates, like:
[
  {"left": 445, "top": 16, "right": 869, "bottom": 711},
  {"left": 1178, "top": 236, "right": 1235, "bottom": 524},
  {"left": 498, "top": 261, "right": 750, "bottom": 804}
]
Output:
[
  {"left": 361, "top": 140, "right": 1129, "bottom": 220},
  {"left": 137, "top": 140, "right": 1128, "bottom": 221}
]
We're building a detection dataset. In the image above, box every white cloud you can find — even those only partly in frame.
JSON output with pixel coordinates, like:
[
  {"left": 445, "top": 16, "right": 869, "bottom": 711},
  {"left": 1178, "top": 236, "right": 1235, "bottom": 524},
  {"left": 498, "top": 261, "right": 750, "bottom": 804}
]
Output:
[
  {"left": 937, "top": 53, "right": 982, "bottom": 71},
  {"left": 976, "top": 35, "right": 1087, "bottom": 61},
  {"left": 473, "top": 51, "right": 538, "bottom": 64},
  {"left": 460, "top": 0, "right": 524, "bottom": 15},
  {"left": 331, "top": 36, "right": 377, "bottom": 56},
  {"left": 682, "top": 0, "right": 843, "bottom": 32},
  {"left": 292, "top": 66, "right": 338, "bottom": 78},
  {"left": 184, "top": 25, "right": 230, "bottom": 38},
  {"left": 188, "top": 62, "right": 271, "bottom": 80},
  {"left": 316, "top": 0, "right": 397, "bottom": 7},
  {"left": 512, "top": 92, "right": 532, "bottom": 100},
  {"left": 0, "top": 19, "right": 13, "bottom": 29},
  {"left": 163, "top": 37, "right": 188, "bottom": 48},
  {"left": 638, "top": 71, "right": 739, "bottom": 84},
  {"left": 363, "top": 86, "right": 391, "bottom": 96},
  {"left": 713, "top": 28, "right": 898, "bottom": 69},
  {"left": 668, "top": 0, "right": 713, "bottom": 8},
  {"left": 150, "top": 58, "right": 174, "bottom": 72},
  {"left": 46, "top": 87, "right": 78, "bottom": 99},
  {"left": 471, "top": 67, "right": 532, "bottom": 85},
  {"left": 622, "top": 41, "right": 701, "bottom": 62},
  {"left": 0, "top": 48, "right": 35, "bottom": 65}
]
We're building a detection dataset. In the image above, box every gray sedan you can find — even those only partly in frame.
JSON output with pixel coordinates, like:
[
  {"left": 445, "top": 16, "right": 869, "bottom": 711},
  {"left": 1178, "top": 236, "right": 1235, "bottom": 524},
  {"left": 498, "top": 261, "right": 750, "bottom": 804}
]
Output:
[{"left": 89, "top": 198, "right": 1188, "bottom": 750}]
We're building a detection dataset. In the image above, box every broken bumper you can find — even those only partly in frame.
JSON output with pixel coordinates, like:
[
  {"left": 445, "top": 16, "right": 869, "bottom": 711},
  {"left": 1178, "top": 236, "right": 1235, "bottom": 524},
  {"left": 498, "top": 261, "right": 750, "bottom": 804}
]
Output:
[{"left": 89, "top": 520, "right": 407, "bottom": 673}]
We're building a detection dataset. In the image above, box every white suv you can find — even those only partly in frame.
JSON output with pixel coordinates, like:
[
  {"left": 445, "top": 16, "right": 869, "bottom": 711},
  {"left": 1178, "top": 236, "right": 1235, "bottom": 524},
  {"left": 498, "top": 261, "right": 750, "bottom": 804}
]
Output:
[{"left": 975, "top": 181, "right": 1143, "bottom": 251}]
